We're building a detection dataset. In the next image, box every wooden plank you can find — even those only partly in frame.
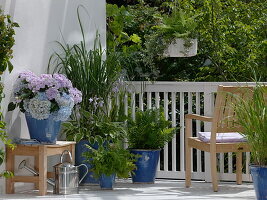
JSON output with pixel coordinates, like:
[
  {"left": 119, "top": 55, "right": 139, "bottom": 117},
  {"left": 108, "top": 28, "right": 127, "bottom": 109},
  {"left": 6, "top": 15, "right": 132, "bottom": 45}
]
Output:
[
  {"left": 139, "top": 92, "right": 144, "bottom": 111},
  {"left": 124, "top": 93, "right": 128, "bottom": 116},
  {"left": 129, "top": 81, "right": 263, "bottom": 93},
  {"left": 11, "top": 146, "right": 38, "bottom": 156},
  {"left": 12, "top": 176, "right": 39, "bottom": 183},
  {"left": 155, "top": 92, "right": 160, "bottom": 108},
  {"left": 219, "top": 153, "right": 224, "bottom": 173},
  {"left": 46, "top": 146, "right": 72, "bottom": 156},
  {"left": 155, "top": 92, "right": 160, "bottom": 171},
  {"left": 188, "top": 92, "right": 193, "bottom": 172},
  {"left": 180, "top": 92, "right": 185, "bottom": 172},
  {"left": 236, "top": 152, "right": 242, "bottom": 184},
  {"left": 71, "top": 143, "right": 75, "bottom": 164},
  {"left": 171, "top": 92, "right": 176, "bottom": 172},
  {"left": 5, "top": 147, "right": 14, "bottom": 194},
  {"left": 228, "top": 152, "right": 233, "bottom": 174},
  {"left": 34, "top": 155, "right": 39, "bottom": 189},
  {"left": 39, "top": 146, "right": 47, "bottom": 196},
  {"left": 131, "top": 92, "right": 136, "bottom": 120},
  {"left": 196, "top": 92, "right": 201, "bottom": 173},
  {"left": 246, "top": 152, "right": 250, "bottom": 174},
  {"left": 147, "top": 92, "right": 152, "bottom": 109},
  {"left": 164, "top": 92, "right": 168, "bottom": 171}
]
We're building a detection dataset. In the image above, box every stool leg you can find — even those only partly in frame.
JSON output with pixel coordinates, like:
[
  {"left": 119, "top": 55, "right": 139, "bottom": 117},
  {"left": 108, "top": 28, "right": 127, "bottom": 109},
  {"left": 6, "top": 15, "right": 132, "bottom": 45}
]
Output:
[
  {"left": 236, "top": 152, "right": 242, "bottom": 185},
  {"left": 6, "top": 147, "right": 15, "bottom": 194},
  {"left": 39, "top": 146, "right": 47, "bottom": 196},
  {"left": 70, "top": 144, "right": 75, "bottom": 164},
  {"left": 34, "top": 155, "right": 39, "bottom": 190}
]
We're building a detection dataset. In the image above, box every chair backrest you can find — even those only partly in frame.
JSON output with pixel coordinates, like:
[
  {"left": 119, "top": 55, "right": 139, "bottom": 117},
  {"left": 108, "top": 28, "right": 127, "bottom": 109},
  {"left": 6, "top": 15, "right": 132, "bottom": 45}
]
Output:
[{"left": 212, "top": 85, "right": 254, "bottom": 133}]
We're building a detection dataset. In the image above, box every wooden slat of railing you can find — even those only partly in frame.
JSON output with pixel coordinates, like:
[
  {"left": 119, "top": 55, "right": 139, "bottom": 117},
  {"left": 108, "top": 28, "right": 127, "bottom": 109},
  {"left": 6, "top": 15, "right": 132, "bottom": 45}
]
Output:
[
  {"left": 147, "top": 92, "right": 152, "bottom": 109},
  {"left": 229, "top": 152, "right": 233, "bottom": 173},
  {"left": 196, "top": 92, "right": 201, "bottom": 173},
  {"left": 220, "top": 153, "right": 224, "bottom": 173},
  {"left": 188, "top": 92, "right": 193, "bottom": 171},
  {"left": 131, "top": 92, "right": 136, "bottom": 120},
  {"left": 155, "top": 92, "right": 160, "bottom": 170},
  {"left": 180, "top": 92, "right": 185, "bottom": 172},
  {"left": 139, "top": 92, "right": 143, "bottom": 111},
  {"left": 164, "top": 92, "right": 168, "bottom": 171},
  {"left": 246, "top": 152, "right": 250, "bottom": 174},
  {"left": 171, "top": 92, "right": 177, "bottom": 172}
]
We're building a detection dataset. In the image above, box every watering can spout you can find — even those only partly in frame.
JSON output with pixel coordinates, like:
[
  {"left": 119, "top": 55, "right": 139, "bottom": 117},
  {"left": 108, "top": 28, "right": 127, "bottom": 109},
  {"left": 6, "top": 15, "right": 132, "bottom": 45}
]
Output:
[{"left": 18, "top": 160, "right": 55, "bottom": 186}]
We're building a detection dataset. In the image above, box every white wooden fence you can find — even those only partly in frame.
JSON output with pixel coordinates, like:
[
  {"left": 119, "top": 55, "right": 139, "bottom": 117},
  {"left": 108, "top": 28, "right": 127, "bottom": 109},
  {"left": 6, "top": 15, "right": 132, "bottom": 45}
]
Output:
[{"left": 126, "top": 82, "right": 261, "bottom": 182}]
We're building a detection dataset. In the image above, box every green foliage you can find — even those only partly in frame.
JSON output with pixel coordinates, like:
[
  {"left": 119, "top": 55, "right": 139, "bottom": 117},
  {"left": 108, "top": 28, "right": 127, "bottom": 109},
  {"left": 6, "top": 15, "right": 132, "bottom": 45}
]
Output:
[
  {"left": 127, "top": 108, "right": 176, "bottom": 149},
  {"left": 0, "top": 9, "right": 17, "bottom": 178},
  {"left": 107, "top": 3, "right": 162, "bottom": 80},
  {"left": 63, "top": 109, "right": 126, "bottom": 144},
  {"left": 234, "top": 84, "right": 267, "bottom": 166},
  {"left": 50, "top": 6, "right": 126, "bottom": 142},
  {"left": 155, "top": 11, "right": 199, "bottom": 40},
  {"left": 49, "top": 36, "right": 121, "bottom": 112},
  {"left": 0, "top": 9, "right": 19, "bottom": 75},
  {"left": 83, "top": 142, "right": 138, "bottom": 178},
  {"left": 107, "top": 0, "right": 267, "bottom": 81}
]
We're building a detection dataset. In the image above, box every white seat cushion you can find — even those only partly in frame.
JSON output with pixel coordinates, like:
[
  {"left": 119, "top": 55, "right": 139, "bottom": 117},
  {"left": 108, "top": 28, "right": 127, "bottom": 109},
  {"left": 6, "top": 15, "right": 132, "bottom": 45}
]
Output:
[{"left": 198, "top": 132, "right": 247, "bottom": 143}]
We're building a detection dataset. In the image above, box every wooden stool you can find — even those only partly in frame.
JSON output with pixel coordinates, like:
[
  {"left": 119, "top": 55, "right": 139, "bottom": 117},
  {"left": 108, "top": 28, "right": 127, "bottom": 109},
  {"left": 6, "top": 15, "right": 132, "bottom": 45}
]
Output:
[{"left": 6, "top": 141, "right": 76, "bottom": 196}]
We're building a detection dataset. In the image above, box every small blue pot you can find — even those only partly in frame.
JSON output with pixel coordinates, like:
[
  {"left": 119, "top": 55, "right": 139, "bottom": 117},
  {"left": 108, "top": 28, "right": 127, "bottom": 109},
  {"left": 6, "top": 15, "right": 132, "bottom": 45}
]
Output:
[
  {"left": 25, "top": 113, "right": 61, "bottom": 144},
  {"left": 250, "top": 165, "right": 267, "bottom": 200},
  {"left": 130, "top": 149, "right": 160, "bottom": 183},
  {"left": 75, "top": 140, "right": 99, "bottom": 184},
  {"left": 99, "top": 174, "right": 115, "bottom": 190}
]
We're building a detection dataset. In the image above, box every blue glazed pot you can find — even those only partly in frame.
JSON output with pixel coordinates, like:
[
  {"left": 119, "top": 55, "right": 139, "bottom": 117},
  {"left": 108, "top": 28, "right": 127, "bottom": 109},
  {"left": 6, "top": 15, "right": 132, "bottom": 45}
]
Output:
[
  {"left": 99, "top": 174, "right": 115, "bottom": 190},
  {"left": 25, "top": 113, "right": 61, "bottom": 144},
  {"left": 250, "top": 165, "right": 267, "bottom": 200},
  {"left": 130, "top": 149, "right": 160, "bottom": 183},
  {"left": 75, "top": 140, "right": 99, "bottom": 184}
]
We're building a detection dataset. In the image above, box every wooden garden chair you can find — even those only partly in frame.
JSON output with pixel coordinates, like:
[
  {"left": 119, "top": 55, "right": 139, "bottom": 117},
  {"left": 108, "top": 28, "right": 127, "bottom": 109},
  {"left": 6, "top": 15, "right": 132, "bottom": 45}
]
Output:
[{"left": 185, "top": 85, "right": 253, "bottom": 192}]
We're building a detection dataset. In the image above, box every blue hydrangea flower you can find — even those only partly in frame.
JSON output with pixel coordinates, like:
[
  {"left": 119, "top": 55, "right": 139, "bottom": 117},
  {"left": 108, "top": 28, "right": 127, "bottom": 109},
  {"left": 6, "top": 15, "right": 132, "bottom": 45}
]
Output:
[
  {"left": 55, "top": 93, "right": 74, "bottom": 108},
  {"left": 52, "top": 107, "right": 72, "bottom": 121},
  {"left": 28, "top": 98, "right": 51, "bottom": 120},
  {"left": 11, "top": 71, "right": 82, "bottom": 121}
]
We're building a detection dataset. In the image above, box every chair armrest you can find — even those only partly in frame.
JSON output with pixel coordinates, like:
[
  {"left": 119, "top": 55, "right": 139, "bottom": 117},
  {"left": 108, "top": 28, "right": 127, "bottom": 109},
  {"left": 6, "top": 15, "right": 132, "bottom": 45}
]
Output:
[{"left": 185, "top": 114, "right": 213, "bottom": 122}]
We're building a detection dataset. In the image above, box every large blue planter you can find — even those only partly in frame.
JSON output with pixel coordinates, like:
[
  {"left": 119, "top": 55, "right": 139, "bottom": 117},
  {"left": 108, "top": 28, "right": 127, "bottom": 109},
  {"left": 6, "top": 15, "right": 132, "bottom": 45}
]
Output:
[
  {"left": 99, "top": 174, "right": 115, "bottom": 190},
  {"left": 130, "top": 149, "right": 160, "bottom": 183},
  {"left": 75, "top": 140, "right": 99, "bottom": 184},
  {"left": 250, "top": 165, "right": 267, "bottom": 200},
  {"left": 25, "top": 113, "right": 61, "bottom": 144}
]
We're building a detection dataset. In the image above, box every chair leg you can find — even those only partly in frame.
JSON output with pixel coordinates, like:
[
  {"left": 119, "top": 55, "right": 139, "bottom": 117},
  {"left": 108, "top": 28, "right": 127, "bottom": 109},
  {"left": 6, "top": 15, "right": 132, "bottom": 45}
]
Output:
[
  {"left": 236, "top": 152, "right": 242, "bottom": 185},
  {"left": 185, "top": 145, "right": 192, "bottom": 188},
  {"left": 210, "top": 152, "right": 218, "bottom": 192}
]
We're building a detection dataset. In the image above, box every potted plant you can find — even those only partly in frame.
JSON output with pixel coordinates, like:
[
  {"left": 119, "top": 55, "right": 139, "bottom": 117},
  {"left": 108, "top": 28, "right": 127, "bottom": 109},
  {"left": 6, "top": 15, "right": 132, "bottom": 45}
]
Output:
[
  {"left": 63, "top": 102, "right": 127, "bottom": 184},
  {"left": 127, "top": 108, "right": 176, "bottom": 183},
  {"left": 153, "top": 8, "right": 199, "bottom": 58},
  {"left": 234, "top": 84, "right": 267, "bottom": 200},
  {"left": 83, "top": 140, "right": 138, "bottom": 189},
  {"left": 143, "top": 0, "right": 199, "bottom": 59},
  {"left": 8, "top": 71, "right": 82, "bottom": 143},
  {"left": 49, "top": 8, "right": 124, "bottom": 183}
]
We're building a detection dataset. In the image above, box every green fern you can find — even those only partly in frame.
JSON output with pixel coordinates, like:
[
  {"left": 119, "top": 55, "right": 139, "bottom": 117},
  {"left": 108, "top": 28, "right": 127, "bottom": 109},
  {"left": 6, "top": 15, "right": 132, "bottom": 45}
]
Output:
[{"left": 127, "top": 108, "right": 176, "bottom": 149}]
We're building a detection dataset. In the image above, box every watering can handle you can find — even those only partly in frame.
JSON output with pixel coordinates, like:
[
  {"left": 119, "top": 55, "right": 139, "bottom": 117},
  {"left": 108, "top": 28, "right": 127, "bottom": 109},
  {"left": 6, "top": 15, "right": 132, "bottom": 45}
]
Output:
[
  {"left": 78, "top": 164, "right": 89, "bottom": 184},
  {"left": 60, "top": 150, "right": 73, "bottom": 163}
]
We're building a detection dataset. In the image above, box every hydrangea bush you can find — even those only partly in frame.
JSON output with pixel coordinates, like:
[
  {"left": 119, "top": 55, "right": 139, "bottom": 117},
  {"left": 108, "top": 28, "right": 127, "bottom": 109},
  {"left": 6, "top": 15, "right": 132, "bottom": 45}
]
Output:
[{"left": 8, "top": 71, "right": 82, "bottom": 121}]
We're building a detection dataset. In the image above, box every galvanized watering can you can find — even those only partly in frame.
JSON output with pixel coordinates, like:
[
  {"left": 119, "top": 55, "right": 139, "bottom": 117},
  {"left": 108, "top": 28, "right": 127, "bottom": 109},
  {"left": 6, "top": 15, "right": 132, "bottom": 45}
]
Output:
[{"left": 18, "top": 150, "right": 88, "bottom": 195}]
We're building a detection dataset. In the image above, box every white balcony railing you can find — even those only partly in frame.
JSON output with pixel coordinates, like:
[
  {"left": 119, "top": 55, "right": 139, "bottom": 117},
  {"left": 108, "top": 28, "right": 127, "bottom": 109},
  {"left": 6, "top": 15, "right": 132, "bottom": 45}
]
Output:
[{"left": 126, "top": 82, "right": 263, "bottom": 182}]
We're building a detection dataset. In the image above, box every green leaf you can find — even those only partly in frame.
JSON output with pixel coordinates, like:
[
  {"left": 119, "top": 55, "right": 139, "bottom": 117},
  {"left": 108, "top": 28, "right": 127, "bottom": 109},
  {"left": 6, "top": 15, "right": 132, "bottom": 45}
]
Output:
[
  {"left": 8, "top": 102, "right": 16, "bottom": 111},
  {"left": 130, "top": 34, "right": 141, "bottom": 44}
]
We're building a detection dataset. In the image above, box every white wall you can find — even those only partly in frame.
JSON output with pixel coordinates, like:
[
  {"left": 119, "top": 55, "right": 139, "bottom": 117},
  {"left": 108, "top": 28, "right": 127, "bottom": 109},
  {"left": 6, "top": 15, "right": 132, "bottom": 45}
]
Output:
[{"left": 0, "top": 0, "right": 106, "bottom": 193}]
